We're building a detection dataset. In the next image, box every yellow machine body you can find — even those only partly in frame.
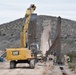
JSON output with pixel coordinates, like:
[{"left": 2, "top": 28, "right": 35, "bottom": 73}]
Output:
[
  {"left": 6, "top": 4, "right": 36, "bottom": 61},
  {"left": 6, "top": 48, "right": 34, "bottom": 60}
]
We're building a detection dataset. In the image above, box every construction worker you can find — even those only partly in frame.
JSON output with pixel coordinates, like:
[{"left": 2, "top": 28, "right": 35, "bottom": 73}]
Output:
[
  {"left": 53, "top": 51, "right": 57, "bottom": 63},
  {"left": 67, "top": 55, "right": 70, "bottom": 63}
]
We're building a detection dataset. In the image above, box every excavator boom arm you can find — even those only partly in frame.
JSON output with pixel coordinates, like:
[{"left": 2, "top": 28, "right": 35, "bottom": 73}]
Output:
[{"left": 20, "top": 4, "right": 36, "bottom": 47}]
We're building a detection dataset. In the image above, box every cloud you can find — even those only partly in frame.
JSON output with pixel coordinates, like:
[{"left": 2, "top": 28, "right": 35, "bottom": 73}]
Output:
[{"left": 0, "top": 0, "right": 76, "bottom": 24}]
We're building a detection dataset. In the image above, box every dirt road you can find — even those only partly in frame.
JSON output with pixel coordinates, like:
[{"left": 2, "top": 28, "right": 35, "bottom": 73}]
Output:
[
  {"left": 0, "top": 61, "right": 76, "bottom": 75},
  {"left": 0, "top": 61, "right": 44, "bottom": 75}
]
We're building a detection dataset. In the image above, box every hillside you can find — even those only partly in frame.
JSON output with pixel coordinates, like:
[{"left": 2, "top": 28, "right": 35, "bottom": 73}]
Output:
[{"left": 0, "top": 15, "right": 76, "bottom": 54}]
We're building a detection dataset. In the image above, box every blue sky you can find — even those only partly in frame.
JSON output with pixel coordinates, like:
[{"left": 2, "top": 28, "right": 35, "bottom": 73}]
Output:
[{"left": 0, "top": 0, "right": 76, "bottom": 24}]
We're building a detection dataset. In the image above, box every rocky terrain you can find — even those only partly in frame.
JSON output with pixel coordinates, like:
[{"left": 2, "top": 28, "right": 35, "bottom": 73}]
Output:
[{"left": 0, "top": 15, "right": 76, "bottom": 54}]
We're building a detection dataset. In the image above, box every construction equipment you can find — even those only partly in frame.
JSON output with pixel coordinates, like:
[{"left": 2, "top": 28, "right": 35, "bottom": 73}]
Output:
[{"left": 6, "top": 4, "right": 38, "bottom": 69}]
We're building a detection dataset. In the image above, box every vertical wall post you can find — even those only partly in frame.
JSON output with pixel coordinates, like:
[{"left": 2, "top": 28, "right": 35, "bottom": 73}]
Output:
[{"left": 56, "top": 16, "right": 61, "bottom": 63}]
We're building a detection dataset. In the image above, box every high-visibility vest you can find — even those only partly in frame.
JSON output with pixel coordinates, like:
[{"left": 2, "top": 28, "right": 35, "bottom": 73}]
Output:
[{"left": 67, "top": 56, "right": 70, "bottom": 62}]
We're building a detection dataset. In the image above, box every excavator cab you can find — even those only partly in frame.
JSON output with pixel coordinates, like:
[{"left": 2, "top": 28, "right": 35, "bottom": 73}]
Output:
[
  {"left": 30, "top": 43, "right": 39, "bottom": 61},
  {"left": 30, "top": 43, "right": 43, "bottom": 61},
  {"left": 30, "top": 43, "right": 39, "bottom": 53}
]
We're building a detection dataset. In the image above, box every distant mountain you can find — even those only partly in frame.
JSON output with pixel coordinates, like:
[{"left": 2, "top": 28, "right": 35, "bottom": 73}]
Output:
[{"left": 0, "top": 15, "right": 76, "bottom": 54}]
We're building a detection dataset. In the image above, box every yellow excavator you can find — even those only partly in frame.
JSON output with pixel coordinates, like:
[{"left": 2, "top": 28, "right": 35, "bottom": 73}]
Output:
[{"left": 6, "top": 4, "right": 37, "bottom": 69}]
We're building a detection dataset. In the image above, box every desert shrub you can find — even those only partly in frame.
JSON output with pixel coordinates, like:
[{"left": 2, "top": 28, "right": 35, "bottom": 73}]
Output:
[
  {"left": 68, "top": 63, "right": 76, "bottom": 71},
  {"left": 2, "top": 33, "right": 6, "bottom": 36}
]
